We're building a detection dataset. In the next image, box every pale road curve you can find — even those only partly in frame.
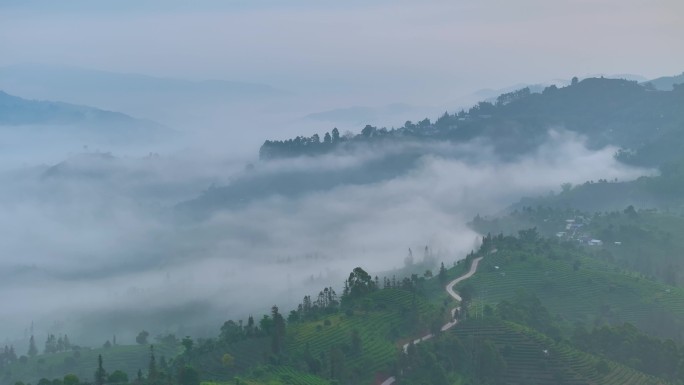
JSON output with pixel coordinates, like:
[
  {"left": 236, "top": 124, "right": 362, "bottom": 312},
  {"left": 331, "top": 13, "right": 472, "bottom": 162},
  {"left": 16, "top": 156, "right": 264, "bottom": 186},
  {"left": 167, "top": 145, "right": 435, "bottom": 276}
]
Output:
[{"left": 380, "top": 256, "right": 484, "bottom": 385}]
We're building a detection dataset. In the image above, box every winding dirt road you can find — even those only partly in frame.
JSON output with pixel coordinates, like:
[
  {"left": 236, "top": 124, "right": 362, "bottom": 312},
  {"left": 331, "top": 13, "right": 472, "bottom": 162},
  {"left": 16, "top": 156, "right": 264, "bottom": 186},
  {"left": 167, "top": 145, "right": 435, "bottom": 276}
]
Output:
[{"left": 380, "top": 256, "right": 484, "bottom": 385}]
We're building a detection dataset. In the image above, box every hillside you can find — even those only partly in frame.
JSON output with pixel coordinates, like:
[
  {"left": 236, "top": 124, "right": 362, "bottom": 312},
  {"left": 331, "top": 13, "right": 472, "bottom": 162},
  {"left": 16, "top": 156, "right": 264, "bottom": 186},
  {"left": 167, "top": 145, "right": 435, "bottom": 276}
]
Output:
[
  {"left": 0, "top": 90, "right": 167, "bottom": 142},
  {"left": 505, "top": 158, "right": 684, "bottom": 212},
  {"left": 261, "top": 77, "right": 684, "bottom": 167},
  {"left": 182, "top": 285, "right": 445, "bottom": 385},
  {"left": 450, "top": 319, "right": 665, "bottom": 385},
  {"left": 645, "top": 72, "right": 684, "bottom": 91},
  {"left": 4, "top": 235, "right": 680, "bottom": 385},
  {"left": 153, "top": 238, "right": 684, "bottom": 384},
  {"left": 176, "top": 145, "right": 431, "bottom": 216},
  {"left": 179, "top": 77, "right": 684, "bottom": 217},
  {"left": 472, "top": 207, "right": 684, "bottom": 286},
  {"left": 458, "top": 234, "right": 684, "bottom": 341}
]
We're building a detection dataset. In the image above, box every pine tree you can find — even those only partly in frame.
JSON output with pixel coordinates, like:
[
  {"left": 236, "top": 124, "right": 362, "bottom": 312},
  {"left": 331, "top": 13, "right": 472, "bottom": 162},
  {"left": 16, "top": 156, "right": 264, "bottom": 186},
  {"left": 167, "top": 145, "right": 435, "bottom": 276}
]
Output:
[
  {"left": 28, "top": 335, "right": 37, "bottom": 357},
  {"left": 159, "top": 355, "right": 168, "bottom": 373},
  {"left": 271, "top": 306, "right": 286, "bottom": 355},
  {"left": 57, "top": 335, "right": 64, "bottom": 352},
  {"left": 44, "top": 334, "right": 58, "bottom": 354},
  {"left": 439, "top": 262, "right": 448, "bottom": 283},
  {"left": 9, "top": 345, "right": 16, "bottom": 362},
  {"left": 95, "top": 354, "right": 106, "bottom": 385},
  {"left": 148, "top": 345, "right": 158, "bottom": 382},
  {"left": 246, "top": 315, "right": 255, "bottom": 337}
]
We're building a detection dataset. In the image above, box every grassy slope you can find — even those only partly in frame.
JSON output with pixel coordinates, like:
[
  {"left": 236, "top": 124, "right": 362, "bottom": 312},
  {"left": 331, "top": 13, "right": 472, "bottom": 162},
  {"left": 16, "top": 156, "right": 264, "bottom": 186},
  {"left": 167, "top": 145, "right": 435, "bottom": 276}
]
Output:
[
  {"left": 202, "top": 366, "right": 331, "bottom": 385},
  {"left": 452, "top": 319, "right": 668, "bottom": 385},
  {"left": 458, "top": 243, "right": 684, "bottom": 341}
]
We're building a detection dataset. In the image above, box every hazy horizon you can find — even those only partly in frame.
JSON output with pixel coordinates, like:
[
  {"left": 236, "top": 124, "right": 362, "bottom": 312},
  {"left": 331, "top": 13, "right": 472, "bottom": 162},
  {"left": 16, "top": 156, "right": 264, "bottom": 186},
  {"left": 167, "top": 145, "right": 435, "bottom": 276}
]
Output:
[
  {"left": 0, "top": 0, "right": 681, "bottom": 349},
  {"left": 2, "top": 0, "right": 682, "bottom": 102}
]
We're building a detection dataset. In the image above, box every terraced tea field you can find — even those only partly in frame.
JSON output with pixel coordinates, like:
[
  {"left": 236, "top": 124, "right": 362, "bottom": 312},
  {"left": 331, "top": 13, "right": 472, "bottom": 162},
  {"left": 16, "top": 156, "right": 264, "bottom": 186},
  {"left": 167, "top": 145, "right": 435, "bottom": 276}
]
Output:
[
  {"left": 202, "top": 365, "right": 331, "bottom": 385},
  {"left": 452, "top": 320, "right": 667, "bottom": 385},
  {"left": 459, "top": 250, "right": 684, "bottom": 340}
]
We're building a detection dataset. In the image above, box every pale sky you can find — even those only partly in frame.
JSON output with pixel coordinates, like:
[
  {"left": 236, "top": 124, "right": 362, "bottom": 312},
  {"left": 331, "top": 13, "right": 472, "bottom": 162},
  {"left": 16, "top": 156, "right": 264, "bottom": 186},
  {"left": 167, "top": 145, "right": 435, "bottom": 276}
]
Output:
[{"left": 1, "top": 0, "right": 682, "bottom": 103}]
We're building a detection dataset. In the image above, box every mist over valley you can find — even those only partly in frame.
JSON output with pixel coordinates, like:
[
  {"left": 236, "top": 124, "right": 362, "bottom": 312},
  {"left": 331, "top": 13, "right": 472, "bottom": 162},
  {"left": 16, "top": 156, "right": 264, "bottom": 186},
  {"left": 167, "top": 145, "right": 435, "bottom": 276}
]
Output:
[{"left": 2, "top": 2, "right": 684, "bottom": 385}]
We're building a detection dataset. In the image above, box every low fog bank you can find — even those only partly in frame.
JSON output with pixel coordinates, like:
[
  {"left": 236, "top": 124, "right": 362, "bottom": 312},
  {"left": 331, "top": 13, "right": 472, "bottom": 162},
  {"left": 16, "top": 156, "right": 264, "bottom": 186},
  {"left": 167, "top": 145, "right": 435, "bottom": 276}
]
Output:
[{"left": 0, "top": 131, "right": 651, "bottom": 348}]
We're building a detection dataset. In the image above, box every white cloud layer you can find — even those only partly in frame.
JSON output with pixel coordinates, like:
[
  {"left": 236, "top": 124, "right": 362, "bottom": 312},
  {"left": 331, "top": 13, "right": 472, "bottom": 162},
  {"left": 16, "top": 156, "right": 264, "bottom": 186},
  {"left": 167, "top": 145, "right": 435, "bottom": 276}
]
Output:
[{"left": 0, "top": 131, "right": 651, "bottom": 345}]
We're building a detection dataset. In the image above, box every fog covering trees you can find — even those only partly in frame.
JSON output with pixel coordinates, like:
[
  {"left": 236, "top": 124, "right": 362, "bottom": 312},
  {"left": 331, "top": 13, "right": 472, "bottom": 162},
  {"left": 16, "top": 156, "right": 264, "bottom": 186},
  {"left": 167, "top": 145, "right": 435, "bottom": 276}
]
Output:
[{"left": 0, "top": 83, "right": 660, "bottom": 348}]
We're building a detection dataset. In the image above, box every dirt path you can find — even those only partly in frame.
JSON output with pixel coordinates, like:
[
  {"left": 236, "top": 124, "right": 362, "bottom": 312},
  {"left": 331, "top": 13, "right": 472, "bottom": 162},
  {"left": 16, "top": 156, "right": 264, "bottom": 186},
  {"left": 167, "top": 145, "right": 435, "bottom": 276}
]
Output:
[{"left": 380, "top": 256, "right": 484, "bottom": 385}]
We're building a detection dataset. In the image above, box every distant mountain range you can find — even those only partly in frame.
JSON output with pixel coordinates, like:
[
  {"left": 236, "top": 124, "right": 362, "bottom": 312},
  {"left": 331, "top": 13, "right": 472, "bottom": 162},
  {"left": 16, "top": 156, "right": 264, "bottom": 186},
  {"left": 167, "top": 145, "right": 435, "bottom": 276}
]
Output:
[
  {"left": 0, "top": 64, "right": 286, "bottom": 126},
  {"left": 0, "top": 90, "right": 141, "bottom": 125},
  {"left": 644, "top": 72, "right": 684, "bottom": 91},
  {"left": 0, "top": 90, "right": 168, "bottom": 142}
]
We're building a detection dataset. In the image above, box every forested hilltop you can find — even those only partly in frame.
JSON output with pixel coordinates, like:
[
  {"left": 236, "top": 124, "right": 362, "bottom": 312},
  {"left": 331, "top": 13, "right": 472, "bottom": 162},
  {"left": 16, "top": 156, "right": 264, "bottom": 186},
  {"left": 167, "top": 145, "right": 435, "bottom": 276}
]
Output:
[
  {"left": 182, "top": 75, "right": 684, "bottom": 216},
  {"left": 261, "top": 77, "right": 684, "bottom": 167}
]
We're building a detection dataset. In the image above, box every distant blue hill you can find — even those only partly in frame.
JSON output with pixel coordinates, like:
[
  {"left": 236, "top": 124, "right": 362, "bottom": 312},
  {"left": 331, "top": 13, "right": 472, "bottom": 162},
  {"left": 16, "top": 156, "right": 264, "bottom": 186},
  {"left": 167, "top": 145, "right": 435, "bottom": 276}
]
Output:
[
  {"left": 644, "top": 72, "right": 684, "bottom": 91},
  {"left": 0, "top": 90, "right": 169, "bottom": 142}
]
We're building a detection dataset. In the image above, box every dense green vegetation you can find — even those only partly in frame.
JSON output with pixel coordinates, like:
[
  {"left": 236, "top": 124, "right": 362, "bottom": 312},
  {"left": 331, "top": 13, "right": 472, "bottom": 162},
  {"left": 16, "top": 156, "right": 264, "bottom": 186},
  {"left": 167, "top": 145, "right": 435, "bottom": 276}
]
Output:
[
  {"left": 180, "top": 269, "right": 447, "bottom": 385},
  {"left": 460, "top": 233, "right": 684, "bottom": 340},
  {"left": 449, "top": 319, "right": 665, "bottom": 385},
  {"left": 261, "top": 78, "right": 684, "bottom": 167},
  {"left": 391, "top": 232, "right": 684, "bottom": 384},
  {"left": 1, "top": 343, "right": 180, "bottom": 385}
]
